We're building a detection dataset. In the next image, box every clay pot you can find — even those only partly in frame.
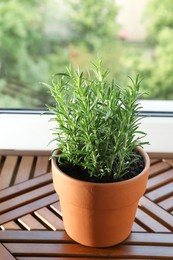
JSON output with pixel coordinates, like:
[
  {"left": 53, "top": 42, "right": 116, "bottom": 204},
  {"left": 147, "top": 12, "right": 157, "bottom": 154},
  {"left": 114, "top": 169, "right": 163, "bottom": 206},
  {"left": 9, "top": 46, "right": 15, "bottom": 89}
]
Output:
[{"left": 51, "top": 147, "right": 150, "bottom": 247}]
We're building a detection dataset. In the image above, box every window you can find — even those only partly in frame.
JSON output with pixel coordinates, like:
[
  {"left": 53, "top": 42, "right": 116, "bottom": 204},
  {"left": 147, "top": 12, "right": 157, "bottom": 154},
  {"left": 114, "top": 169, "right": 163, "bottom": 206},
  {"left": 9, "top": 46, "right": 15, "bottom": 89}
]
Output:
[
  {"left": 0, "top": 0, "right": 173, "bottom": 153},
  {"left": 0, "top": 0, "right": 173, "bottom": 109}
]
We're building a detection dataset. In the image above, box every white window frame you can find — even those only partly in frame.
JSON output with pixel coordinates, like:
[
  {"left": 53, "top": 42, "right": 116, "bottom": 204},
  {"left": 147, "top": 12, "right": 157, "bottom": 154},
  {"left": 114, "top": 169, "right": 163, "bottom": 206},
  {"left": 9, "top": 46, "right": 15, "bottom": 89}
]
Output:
[{"left": 0, "top": 100, "right": 173, "bottom": 153}]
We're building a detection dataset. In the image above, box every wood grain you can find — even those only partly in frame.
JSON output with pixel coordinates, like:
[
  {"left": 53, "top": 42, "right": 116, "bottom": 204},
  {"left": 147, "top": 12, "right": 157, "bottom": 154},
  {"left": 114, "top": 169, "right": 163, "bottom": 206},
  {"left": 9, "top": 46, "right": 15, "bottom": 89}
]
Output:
[{"left": 0, "top": 151, "right": 173, "bottom": 259}]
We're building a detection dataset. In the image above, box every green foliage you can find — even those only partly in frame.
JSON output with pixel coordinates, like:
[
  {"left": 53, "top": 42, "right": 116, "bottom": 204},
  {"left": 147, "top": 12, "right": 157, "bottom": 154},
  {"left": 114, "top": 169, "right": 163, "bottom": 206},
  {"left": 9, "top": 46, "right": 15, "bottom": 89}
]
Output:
[
  {"left": 146, "top": 28, "right": 173, "bottom": 99},
  {"left": 146, "top": 0, "right": 173, "bottom": 44},
  {"left": 0, "top": 0, "right": 69, "bottom": 107},
  {"left": 66, "top": 0, "right": 118, "bottom": 51},
  {"left": 0, "top": 0, "right": 44, "bottom": 75},
  {"left": 146, "top": 0, "right": 173, "bottom": 99},
  {"left": 48, "top": 60, "right": 147, "bottom": 180},
  {"left": 0, "top": 0, "right": 120, "bottom": 107},
  {"left": 3, "top": 0, "right": 172, "bottom": 106},
  {"left": 127, "top": 0, "right": 173, "bottom": 100}
]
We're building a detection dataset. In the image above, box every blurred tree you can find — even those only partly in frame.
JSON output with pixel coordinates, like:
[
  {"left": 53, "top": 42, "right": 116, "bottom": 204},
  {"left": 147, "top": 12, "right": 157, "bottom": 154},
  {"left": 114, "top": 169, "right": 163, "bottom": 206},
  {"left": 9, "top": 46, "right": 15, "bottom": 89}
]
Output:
[
  {"left": 128, "top": 0, "right": 173, "bottom": 99},
  {"left": 146, "top": 28, "right": 173, "bottom": 99},
  {"left": 67, "top": 0, "right": 118, "bottom": 52},
  {"left": 146, "top": 0, "right": 173, "bottom": 44},
  {"left": 0, "top": 0, "right": 45, "bottom": 106},
  {"left": 64, "top": 0, "right": 123, "bottom": 78},
  {"left": 145, "top": 0, "right": 173, "bottom": 99},
  {"left": 0, "top": 0, "right": 132, "bottom": 107},
  {"left": 0, "top": 0, "right": 69, "bottom": 107}
]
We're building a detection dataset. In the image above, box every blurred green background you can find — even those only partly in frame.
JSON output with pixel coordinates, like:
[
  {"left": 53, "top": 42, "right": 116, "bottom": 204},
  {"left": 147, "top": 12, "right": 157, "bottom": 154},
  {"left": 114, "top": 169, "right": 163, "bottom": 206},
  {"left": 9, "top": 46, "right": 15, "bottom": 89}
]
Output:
[{"left": 0, "top": 0, "right": 172, "bottom": 108}]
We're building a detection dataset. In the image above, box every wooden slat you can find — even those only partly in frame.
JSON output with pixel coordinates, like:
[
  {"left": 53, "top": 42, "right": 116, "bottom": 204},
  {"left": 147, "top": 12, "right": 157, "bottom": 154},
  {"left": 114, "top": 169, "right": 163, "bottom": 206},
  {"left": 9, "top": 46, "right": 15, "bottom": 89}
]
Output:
[
  {"left": 0, "top": 243, "right": 16, "bottom": 260},
  {"left": 50, "top": 202, "right": 62, "bottom": 217},
  {"left": 146, "top": 168, "right": 173, "bottom": 191},
  {"left": 0, "top": 150, "right": 51, "bottom": 156},
  {"left": 1, "top": 221, "right": 21, "bottom": 230},
  {"left": 0, "top": 183, "right": 54, "bottom": 214},
  {"left": 0, "top": 230, "right": 70, "bottom": 242},
  {"left": 17, "top": 256, "right": 119, "bottom": 260},
  {"left": 1, "top": 231, "right": 173, "bottom": 245},
  {"left": 0, "top": 156, "right": 18, "bottom": 189},
  {"left": 14, "top": 156, "right": 34, "bottom": 184},
  {"left": 139, "top": 197, "right": 173, "bottom": 230},
  {"left": 0, "top": 172, "right": 52, "bottom": 202},
  {"left": 150, "top": 159, "right": 161, "bottom": 165},
  {"left": 18, "top": 214, "right": 46, "bottom": 230},
  {"left": 132, "top": 221, "right": 147, "bottom": 232},
  {"left": 146, "top": 182, "right": 173, "bottom": 202},
  {"left": 163, "top": 159, "right": 173, "bottom": 167},
  {"left": 34, "top": 207, "right": 64, "bottom": 231},
  {"left": 135, "top": 208, "right": 170, "bottom": 232},
  {"left": 4, "top": 243, "right": 173, "bottom": 258},
  {"left": 0, "top": 193, "right": 58, "bottom": 225},
  {"left": 159, "top": 196, "right": 173, "bottom": 211},
  {"left": 17, "top": 256, "right": 146, "bottom": 260},
  {"left": 127, "top": 233, "right": 173, "bottom": 245},
  {"left": 34, "top": 156, "right": 49, "bottom": 177},
  {"left": 149, "top": 152, "right": 173, "bottom": 159},
  {"left": 149, "top": 161, "right": 171, "bottom": 177}
]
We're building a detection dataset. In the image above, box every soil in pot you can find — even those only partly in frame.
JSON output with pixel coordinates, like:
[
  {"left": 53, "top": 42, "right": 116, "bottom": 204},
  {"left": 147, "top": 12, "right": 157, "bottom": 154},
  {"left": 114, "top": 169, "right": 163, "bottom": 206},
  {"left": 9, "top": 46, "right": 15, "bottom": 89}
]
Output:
[{"left": 58, "top": 151, "right": 145, "bottom": 183}]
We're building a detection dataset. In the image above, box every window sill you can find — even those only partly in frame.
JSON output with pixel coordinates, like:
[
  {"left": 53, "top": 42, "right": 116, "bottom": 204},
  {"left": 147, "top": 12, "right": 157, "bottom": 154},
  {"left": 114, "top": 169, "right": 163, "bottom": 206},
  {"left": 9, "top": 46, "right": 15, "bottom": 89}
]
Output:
[{"left": 0, "top": 100, "right": 173, "bottom": 153}]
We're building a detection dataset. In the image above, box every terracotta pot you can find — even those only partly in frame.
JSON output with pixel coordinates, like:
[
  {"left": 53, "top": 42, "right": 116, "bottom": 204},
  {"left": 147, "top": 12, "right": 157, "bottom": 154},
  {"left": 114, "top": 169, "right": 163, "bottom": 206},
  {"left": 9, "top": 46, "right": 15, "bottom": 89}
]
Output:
[{"left": 51, "top": 147, "right": 150, "bottom": 247}]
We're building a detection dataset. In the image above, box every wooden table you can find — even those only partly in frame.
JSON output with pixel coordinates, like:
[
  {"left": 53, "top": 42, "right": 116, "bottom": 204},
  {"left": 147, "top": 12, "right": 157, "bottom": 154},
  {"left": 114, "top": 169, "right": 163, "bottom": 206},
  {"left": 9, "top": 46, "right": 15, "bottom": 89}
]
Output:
[{"left": 0, "top": 151, "right": 173, "bottom": 259}]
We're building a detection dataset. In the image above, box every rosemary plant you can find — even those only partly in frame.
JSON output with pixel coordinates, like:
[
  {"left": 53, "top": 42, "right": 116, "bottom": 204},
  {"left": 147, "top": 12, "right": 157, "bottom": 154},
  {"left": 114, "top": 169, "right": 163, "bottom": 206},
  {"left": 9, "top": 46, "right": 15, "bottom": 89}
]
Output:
[{"left": 48, "top": 59, "right": 148, "bottom": 181}]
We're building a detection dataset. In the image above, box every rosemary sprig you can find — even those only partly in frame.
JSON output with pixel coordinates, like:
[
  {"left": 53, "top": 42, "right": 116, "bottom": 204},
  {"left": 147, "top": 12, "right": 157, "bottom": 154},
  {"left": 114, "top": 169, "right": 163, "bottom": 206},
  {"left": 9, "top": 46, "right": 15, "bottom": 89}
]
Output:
[{"left": 48, "top": 59, "right": 148, "bottom": 180}]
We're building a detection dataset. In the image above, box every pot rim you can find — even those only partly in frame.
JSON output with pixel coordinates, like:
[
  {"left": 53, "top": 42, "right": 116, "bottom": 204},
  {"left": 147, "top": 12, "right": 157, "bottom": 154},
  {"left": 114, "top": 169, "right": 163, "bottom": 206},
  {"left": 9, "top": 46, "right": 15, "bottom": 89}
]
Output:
[{"left": 52, "top": 146, "right": 150, "bottom": 187}]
